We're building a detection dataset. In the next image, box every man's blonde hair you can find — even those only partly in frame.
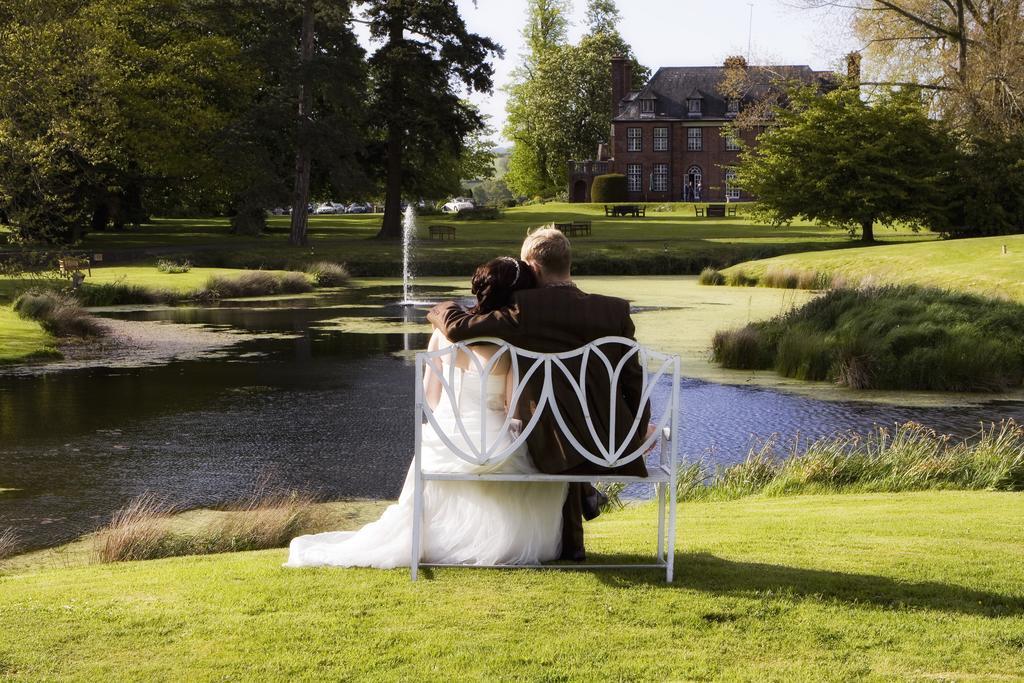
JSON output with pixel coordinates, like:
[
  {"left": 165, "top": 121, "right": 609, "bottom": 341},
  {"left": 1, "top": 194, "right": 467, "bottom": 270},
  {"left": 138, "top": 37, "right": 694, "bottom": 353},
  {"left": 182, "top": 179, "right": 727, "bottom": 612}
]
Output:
[{"left": 521, "top": 225, "right": 571, "bottom": 275}]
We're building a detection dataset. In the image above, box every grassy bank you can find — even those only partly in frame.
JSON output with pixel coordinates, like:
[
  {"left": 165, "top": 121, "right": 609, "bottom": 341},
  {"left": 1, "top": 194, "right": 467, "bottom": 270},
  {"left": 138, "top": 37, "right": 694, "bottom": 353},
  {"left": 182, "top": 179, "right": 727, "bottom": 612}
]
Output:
[
  {"left": 1, "top": 492, "right": 1021, "bottom": 679},
  {"left": 720, "top": 234, "right": 1024, "bottom": 301},
  {"left": 31, "top": 203, "right": 936, "bottom": 276},
  {"left": 712, "top": 286, "right": 1024, "bottom": 392},
  {"left": 0, "top": 305, "right": 58, "bottom": 363}
]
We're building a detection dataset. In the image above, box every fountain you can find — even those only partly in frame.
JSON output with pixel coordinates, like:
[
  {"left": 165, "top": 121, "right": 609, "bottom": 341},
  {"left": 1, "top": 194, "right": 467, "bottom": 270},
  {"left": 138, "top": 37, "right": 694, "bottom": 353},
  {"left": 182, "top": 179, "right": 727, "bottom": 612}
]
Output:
[{"left": 401, "top": 205, "right": 417, "bottom": 305}]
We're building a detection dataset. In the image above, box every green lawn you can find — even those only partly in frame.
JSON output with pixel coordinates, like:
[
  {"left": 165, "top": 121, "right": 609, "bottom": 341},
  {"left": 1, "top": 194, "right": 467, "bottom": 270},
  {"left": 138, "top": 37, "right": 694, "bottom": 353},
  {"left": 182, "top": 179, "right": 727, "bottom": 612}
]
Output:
[
  {"left": 73, "top": 203, "right": 935, "bottom": 275},
  {"left": 0, "top": 305, "right": 56, "bottom": 363},
  {"left": 1, "top": 492, "right": 1021, "bottom": 680},
  {"left": 723, "top": 234, "right": 1024, "bottom": 301}
]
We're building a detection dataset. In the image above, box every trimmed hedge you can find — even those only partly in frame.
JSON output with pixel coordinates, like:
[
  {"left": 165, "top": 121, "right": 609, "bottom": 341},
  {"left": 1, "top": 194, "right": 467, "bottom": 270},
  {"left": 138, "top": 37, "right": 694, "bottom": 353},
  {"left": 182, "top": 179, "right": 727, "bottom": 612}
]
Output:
[{"left": 590, "top": 174, "right": 628, "bottom": 203}]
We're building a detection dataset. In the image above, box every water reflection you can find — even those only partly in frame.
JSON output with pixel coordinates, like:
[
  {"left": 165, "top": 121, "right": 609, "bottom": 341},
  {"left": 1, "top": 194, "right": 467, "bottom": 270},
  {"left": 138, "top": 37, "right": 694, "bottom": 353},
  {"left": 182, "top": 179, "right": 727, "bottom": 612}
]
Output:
[{"left": 1, "top": 286, "right": 1022, "bottom": 551}]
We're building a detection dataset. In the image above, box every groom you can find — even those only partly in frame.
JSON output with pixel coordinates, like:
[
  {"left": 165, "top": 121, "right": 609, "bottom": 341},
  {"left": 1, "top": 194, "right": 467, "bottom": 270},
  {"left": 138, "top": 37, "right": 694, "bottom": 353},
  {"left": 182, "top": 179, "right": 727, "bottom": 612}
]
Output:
[{"left": 428, "top": 227, "right": 651, "bottom": 560}]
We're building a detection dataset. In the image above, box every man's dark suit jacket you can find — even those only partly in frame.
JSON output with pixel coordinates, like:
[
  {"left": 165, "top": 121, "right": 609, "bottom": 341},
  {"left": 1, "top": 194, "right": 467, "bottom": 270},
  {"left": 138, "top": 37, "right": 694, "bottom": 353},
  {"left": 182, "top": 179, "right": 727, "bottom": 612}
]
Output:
[{"left": 427, "top": 285, "right": 651, "bottom": 478}]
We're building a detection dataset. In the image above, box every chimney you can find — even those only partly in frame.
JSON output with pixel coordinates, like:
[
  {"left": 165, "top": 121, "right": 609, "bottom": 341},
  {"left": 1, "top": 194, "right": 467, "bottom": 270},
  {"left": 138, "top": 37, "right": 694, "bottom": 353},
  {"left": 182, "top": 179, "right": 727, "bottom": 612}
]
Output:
[
  {"left": 846, "top": 51, "right": 862, "bottom": 84},
  {"left": 611, "top": 56, "right": 632, "bottom": 117},
  {"left": 723, "top": 55, "right": 748, "bottom": 71}
]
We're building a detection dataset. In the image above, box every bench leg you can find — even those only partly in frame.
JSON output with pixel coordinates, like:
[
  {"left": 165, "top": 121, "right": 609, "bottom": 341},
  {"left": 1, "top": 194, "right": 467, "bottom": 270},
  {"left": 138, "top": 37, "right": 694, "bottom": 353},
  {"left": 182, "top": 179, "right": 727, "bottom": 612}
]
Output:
[
  {"left": 657, "top": 481, "right": 666, "bottom": 562},
  {"left": 411, "top": 470, "right": 424, "bottom": 581}
]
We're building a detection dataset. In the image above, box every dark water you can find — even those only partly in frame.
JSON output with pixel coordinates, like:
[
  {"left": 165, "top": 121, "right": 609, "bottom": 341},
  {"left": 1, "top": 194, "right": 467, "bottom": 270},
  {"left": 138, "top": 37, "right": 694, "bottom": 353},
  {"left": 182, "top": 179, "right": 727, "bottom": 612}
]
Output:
[{"left": 2, "top": 285, "right": 1022, "bottom": 550}]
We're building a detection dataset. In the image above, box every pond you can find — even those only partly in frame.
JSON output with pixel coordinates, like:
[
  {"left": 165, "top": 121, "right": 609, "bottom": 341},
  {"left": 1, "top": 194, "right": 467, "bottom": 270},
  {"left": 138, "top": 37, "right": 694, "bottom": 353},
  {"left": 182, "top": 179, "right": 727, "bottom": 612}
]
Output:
[{"left": 2, "top": 282, "right": 1022, "bottom": 551}]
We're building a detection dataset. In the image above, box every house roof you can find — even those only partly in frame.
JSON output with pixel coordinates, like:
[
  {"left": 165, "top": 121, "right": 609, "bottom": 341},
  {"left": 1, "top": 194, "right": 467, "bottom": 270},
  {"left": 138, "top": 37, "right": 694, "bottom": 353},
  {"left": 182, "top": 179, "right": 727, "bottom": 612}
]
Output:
[{"left": 615, "top": 64, "right": 835, "bottom": 121}]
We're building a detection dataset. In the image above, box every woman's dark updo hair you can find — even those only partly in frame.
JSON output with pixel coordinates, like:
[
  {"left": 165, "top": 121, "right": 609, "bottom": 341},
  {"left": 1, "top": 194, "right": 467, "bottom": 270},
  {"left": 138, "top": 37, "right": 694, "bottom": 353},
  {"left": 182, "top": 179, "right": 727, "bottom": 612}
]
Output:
[{"left": 469, "top": 257, "right": 537, "bottom": 313}]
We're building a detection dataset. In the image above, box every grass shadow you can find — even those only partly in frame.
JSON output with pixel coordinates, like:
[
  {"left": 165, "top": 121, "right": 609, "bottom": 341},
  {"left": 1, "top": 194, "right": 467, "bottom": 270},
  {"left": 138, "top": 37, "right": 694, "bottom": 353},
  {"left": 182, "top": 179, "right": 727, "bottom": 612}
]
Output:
[{"left": 592, "top": 552, "right": 1023, "bottom": 617}]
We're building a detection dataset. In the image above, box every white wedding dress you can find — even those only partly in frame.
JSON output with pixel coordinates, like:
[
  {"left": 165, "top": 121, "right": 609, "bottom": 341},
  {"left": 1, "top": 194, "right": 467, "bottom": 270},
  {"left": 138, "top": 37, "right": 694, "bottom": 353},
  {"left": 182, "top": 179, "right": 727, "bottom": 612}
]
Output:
[{"left": 285, "top": 358, "right": 567, "bottom": 568}]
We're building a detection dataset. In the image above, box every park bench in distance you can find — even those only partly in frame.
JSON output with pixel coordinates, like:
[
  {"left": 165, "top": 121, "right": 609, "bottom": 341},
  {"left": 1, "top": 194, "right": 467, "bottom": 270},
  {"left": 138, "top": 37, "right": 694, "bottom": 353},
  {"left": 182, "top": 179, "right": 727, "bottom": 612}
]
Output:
[
  {"left": 695, "top": 204, "right": 737, "bottom": 218},
  {"left": 411, "top": 337, "right": 681, "bottom": 582},
  {"left": 603, "top": 204, "right": 646, "bottom": 218},
  {"left": 58, "top": 256, "right": 92, "bottom": 277},
  {"left": 428, "top": 225, "right": 456, "bottom": 240},
  {"left": 554, "top": 221, "right": 592, "bottom": 237}
]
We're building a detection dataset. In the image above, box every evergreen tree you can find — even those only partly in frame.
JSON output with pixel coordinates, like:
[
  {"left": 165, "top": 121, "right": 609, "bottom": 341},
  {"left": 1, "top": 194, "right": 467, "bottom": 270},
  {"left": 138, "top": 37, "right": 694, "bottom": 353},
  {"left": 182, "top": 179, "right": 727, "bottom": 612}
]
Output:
[{"left": 363, "top": 0, "right": 501, "bottom": 239}]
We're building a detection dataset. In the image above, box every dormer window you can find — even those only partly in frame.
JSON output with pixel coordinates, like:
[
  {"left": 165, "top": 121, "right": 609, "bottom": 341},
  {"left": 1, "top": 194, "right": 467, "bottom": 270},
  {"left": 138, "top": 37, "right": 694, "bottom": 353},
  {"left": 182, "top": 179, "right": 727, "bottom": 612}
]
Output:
[
  {"left": 727, "top": 98, "right": 740, "bottom": 117},
  {"left": 687, "top": 96, "right": 703, "bottom": 117},
  {"left": 640, "top": 98, "right": 656, "bottom": 117}
]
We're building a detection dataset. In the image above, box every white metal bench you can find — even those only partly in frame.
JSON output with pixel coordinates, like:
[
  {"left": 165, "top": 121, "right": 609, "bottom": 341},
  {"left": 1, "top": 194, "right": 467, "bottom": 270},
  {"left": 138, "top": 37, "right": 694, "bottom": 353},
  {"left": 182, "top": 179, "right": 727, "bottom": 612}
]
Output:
[{"left": 412, "top": 336, "right": 680, "bottom": 582}]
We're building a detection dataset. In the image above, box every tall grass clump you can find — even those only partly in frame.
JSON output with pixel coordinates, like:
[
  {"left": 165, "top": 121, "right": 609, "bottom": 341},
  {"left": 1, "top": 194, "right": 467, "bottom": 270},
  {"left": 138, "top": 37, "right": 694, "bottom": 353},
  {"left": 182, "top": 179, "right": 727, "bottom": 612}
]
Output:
[
  {"left": 681, "top": 421, "right": 1024, "bottom": 501},
  {"left": 76, "top": 281, "right": 179, "bottom": 306},
  {"left": 712, "top": 325, "right": 774, "bottom": 370},
  {"left": 196, "top": 486, "right": 325, "bottom": 554},
  {"left": 156, "top": 259, "right": 191, "bottom": 274},
  {"left": 0, "top": 527, "right": 19, "bottom": 560},
  {"left": 710, "top": 285, "right": 1024, "bottom": 392},
  {"left": 725, "top": 270, "right": 758, "bottom": 287},
  {"left": 95, "top": 494, "right": 188, "bottom": 563},
  {"left": 95, "top": 483, "right": 327, "bottom": 563},
  {"left": 760, "top": 268, "right": 832, "bottom": 290},
  {"left": 13, "top": 289, "right": 105, "bottom": 337},
  {"left": 306, "top": 261, "right": 351, "bottom": 287},
  {"left": 200, "top": 271, "right": 312, "bottom": 299},
  {"left": 698, "top": 267, "right": 726, "bottom": 286}
]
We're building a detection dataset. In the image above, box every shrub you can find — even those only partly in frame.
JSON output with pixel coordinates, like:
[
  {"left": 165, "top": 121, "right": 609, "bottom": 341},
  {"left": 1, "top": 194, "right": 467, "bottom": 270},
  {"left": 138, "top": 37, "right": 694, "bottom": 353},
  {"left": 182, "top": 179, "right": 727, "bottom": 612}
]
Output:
[
  {"left": 156, "top": 259, "right": 192, "bottom": 274},
  {"left": 13, "top": 289, "right": 105, "bottom": 337},
  {"left": 452, "top": 206, "right": 501, "bottom": 220},
  {"left": 589, "top": 173, "right": 628, "bottom": 203},
  {"left": 306, "top": 261, "right": 351, "bottom": 287},
  {"left": 698, "top": 267, "right": 726, "bottom": 286}
]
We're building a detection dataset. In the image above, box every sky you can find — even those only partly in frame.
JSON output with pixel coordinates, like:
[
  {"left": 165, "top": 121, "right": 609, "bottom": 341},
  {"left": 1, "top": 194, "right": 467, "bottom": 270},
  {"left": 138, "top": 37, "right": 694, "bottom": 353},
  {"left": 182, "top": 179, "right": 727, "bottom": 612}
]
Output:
[{"left": 357, "top": 1, "right": 858, "bottom": 145}]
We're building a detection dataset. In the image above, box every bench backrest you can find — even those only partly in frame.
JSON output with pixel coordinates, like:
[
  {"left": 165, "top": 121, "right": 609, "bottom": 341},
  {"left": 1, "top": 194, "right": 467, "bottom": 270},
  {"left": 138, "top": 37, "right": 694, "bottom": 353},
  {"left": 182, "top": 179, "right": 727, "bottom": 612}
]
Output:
[{"left": 415, "top": 337, "right": 680, "bottom": 470}]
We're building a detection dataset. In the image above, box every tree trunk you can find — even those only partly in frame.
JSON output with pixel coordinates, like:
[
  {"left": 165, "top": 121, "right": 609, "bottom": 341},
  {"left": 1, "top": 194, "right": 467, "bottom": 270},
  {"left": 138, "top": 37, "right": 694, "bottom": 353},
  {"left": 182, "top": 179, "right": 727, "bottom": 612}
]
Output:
[
  {"left": 861, "top": 219, "right": 875, "bottom": 243},
  {"left": 289, "top": 0, "right": 315, "bottom": 247},
  {"left": 376, "top": 12, "right": 405, "bottom": 240}
]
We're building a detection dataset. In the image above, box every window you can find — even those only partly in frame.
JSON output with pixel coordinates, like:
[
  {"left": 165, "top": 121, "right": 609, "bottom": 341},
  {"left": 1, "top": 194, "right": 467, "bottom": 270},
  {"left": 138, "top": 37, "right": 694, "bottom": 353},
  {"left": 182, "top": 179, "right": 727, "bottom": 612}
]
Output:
[
  {"left": 725, "top": 169, "right": 740, "bottom": 200},
  {"left": 725, "top": 133, "right": 742, "bottom": 151},
  {"left": 627, "top": 163, "right": 642, "bottom": 192},
  {"left": 687, "top": 127, "right": 702, "bottom": 151},
  {"left": 627, "top": 127, "right": 642, "bottom": 152},
  {"left": 640, "top": 98, "right": 655, "bottom": 116},
  {"left": 726, "top": 98, "right": 740, "bottom": 117},
  {"left": 687, "top": 98, "right": 702, "bottom": 116},
  {"left": 653, "top": 127, "right": 669, "bottom": 151},
  {"left": 651, "top": 163, "right": 669, "bottom": 192}
]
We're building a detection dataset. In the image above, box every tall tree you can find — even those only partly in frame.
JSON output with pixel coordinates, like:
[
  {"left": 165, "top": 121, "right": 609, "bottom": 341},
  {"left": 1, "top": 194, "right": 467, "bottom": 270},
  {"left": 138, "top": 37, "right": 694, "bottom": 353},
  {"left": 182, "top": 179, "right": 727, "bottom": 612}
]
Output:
[
  {"left": 504, "top": 0, "right": 647, "bottom": 198},
  {"left": 363, "top": 0, "right": 501, "bottom": 240},
  {"left": 289, "top": 0, "right": 316, "bottom": 246},
  {"left": 737, "top": 85, "right": 956, "bottom": 242},
  {"left": 799, "top": 0, "right": 1024, "bottom": 137}
]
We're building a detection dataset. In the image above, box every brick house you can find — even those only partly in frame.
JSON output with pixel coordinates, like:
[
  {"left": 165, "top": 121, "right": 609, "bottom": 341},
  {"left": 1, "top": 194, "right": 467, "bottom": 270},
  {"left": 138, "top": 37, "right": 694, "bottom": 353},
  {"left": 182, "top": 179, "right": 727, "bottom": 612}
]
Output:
[{"left": 568, "top": 57, "right": 838, "bottom": 203}]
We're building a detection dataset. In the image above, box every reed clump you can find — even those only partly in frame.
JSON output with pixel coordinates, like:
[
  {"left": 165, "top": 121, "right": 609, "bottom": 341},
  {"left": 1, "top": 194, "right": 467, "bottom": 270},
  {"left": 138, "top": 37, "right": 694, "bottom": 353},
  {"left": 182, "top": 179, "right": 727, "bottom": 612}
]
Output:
[
  {"left": 94, "top": 485, "right": 327, "bottom": 563},
  {"left": 679, "top": 421, "right": 1024, "bottom": 501},
  {"left": 698, "top": 267, "right": 726, "bottom": 286},
  {"left": 0, "top": 527, "right": 19, "bottom": 560},
  {"left": 306, "top": 261, "right": 351, "bottom": 287},
  {"left": 13, "top": 289, "right": 105, "bottom": 337},
  {"left": 711, "top": 286, "right": 1024, "bottom": 392},
  {"left": 199, "top": 271, "right": 312, "bottom": 299}
]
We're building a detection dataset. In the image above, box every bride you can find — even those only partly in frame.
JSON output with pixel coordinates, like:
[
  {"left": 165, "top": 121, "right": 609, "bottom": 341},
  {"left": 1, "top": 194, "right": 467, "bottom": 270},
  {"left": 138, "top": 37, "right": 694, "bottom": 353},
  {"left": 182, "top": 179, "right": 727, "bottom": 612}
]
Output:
[{"left": 286, "top": 257, "right": 568, "bottom": 568}]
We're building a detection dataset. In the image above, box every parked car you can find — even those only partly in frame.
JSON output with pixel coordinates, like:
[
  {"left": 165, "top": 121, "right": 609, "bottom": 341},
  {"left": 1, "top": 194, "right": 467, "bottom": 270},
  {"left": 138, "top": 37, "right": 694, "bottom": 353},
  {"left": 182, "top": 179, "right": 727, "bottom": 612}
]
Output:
[
  {"left": 442, "top": 197, "right": 475, "bottom": 214},
  {"left": 314, "top": 202, "right": 346, "bottom": 215},
  {"left": 347, "top": 202, "right": 372, "bottom": 214}
]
